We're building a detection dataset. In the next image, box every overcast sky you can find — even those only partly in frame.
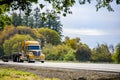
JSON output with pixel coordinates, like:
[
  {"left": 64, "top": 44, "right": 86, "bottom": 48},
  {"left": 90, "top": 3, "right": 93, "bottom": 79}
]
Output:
[{"left": 61, "top": 1, "right": 120, "bottom": 48}]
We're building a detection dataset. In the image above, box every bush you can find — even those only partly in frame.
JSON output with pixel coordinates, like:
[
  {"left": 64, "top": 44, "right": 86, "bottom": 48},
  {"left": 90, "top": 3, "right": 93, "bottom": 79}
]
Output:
[
  {"left": 91, "top": 44, "right": 112, "bottom": 62},
  {"left": 112, "top": 44, "right": 120, "bottom": 63},
  {"left": 75, "top": 44, "right": 91, "bottom": 61},
  {"left": 43, "top": 44, "right": 73, "bottom": 61},
  {"left": 64, "top": 49, "right": 76, "bottom": 61}
]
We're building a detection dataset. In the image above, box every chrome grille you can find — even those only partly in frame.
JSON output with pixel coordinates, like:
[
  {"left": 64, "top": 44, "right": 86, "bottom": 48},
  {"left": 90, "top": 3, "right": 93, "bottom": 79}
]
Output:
[{"left": 33, "top": 51, "right": 41, "bottom": 56}]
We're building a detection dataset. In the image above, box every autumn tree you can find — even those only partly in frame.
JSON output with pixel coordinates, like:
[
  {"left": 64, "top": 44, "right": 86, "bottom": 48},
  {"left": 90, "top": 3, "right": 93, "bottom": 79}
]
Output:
[
  {"left": 0, "top": 25, "right": 15, "bottom": 45},
  {"left": 64, "top": 37, "right": 80, "bottom": 50},
  {"left": 0, "top": 26, "right": 39, "bottom": 45}
]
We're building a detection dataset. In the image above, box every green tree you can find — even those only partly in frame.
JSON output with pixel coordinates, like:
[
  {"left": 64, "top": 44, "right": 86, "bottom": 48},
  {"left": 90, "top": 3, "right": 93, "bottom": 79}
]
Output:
[
  {"left": 11, "top": 13, "right": 21, "bottom": 27},
  {"left": 0, "top": 0, "right": 74, "bottom": 16},
  {"left": 0, "top": 0, "right": 119, "bottom": 17},
  {"left": 91, "top": 44, "right": 112, "bottom": 62},
  {"left": 33, "top": 7, "right": 41, "bottom": 28},
  {"left": 79, "top": 0, "right": 120, "bottom": 11},
  {"left": 43, "top": 44, "right": 72, "bottom": 61},
  {"left": 0, "top": 3, "right": 10, "bottom": 14},
  {"left": 22, "top": 15, "right": 29, "bottom": 27},
  {"left": 3, "top": 34, "right": 34, "bottom": 55},
  {"left": 42, "top": 44, "right": 57, "bottom": 60},
  {"left": 45, "top": 10, "right": 63, "bottom": 35},
  {"left": 11, "top": 8, "right": 63, "bottom": 35},
  {"left": 75, "top": 43, "right": 91, "bottom": 61},
  {"left": 64, "top": 49, "right": 76, "bottom": 61},
  {"left": 112, "top": 43, "right": 120, "bottom": 63},
  {"left": 28, "top": 16, "right": 34, "bottom": 28},
  {"left": 38, "top": 28, "right": 61, "bottom": 45},
  {"left": 0, "top": 14, "right": 11, "bottom": 30}
]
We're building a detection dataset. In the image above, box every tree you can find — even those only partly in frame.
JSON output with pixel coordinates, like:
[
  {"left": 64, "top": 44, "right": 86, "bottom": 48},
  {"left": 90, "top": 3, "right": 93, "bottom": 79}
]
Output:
[
  {"left": 3, "top": 34, "right": 34, "bottom": 55},
  {"left": 0, "top": 14, "right": 11, "bottom": 30},
  {"left": 11, "top": 13, "right": 22, "bottom": 27},
  {"left": 91, "top": 44, "right": 112, "bottom": 62},
  {"left": 43, "top": 44, "right": 73, "bottom": 61},
  {"left": 64, "top": 37, "right": 80, "bottom": 50},
  {"left": 79, "top": 0, "right": 120, "bottom": 11},
  {"left": 0, "top": 25, "right": 15, "bottom": 45},
  {"left": 75, "top": 43, "right": 91, "bottom": 61},
  {"left": 0, "top": 0, "right": 120, "bottom": 17},
  {"left": 11, "top": 8, "right": 63, "bottom": 35},
  {"left": 112, "top": 43, "right": 120, "bottom": 63},
  {"left": 33, "top": 7, "right": 41, "bottom": 28},
  {"left": 64, "top": 49, "right": 76, "bottom": 61},
  {"left": 0, "top": 26, "right": 38, "bottom": 45},
  {"left": 0, "top": 3, "right": 10, "bottom": 14},
  {"left": 38, "top": 28, "right": 61, "bottom": 45},
  {"left": 0, "top": 0, "right": 74, "bottom": 16},
  {"left": 22, "top": 15, "right": 29, "bottom": 27},
  {"left": 44, "top": 10, "right": 63, "bottom": 35}
]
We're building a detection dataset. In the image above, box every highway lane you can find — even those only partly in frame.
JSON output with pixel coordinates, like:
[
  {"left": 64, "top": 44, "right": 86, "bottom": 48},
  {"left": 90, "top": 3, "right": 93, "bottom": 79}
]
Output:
[{"left": 0, "top": 61, "right": 120, "bottom": 72}]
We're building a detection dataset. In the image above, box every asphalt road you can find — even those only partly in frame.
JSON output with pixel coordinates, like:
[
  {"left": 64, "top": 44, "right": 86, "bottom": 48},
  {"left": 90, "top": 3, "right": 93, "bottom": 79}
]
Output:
[{"left": 0, "top": 61, "right": 120, "bottom": 72}]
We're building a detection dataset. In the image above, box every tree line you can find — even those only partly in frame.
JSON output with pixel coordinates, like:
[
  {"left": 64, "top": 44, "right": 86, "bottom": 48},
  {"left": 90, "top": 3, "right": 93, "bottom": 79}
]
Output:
[
  {"left": 0, "top": 0, "right": 120, "bottom": 63},
  {"left": 0, "top": 7, "right": 63, "bottom": 36},
  {"left": 0, "top": 25, "right": 120, "bottom": 63}
]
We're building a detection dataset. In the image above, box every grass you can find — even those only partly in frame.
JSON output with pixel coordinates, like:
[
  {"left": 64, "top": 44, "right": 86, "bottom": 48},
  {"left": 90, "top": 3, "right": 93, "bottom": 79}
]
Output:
[{"left": 0, "top": 68, "right": 60, "bottom": 80}]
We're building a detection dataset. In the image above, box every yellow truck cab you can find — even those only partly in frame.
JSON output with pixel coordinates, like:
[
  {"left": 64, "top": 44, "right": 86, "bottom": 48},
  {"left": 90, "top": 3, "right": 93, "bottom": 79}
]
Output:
[{"left": 21, "top": 41, "right": 45, "bottom": 63}]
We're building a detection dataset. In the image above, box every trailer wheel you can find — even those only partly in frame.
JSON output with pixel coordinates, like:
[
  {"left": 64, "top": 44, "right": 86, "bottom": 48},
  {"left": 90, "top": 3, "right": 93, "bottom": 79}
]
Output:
[
  {"left": 19, "top": 59, "right": 24, "bottom": 62},
  {"left": 2, "top": 56, "right": 9, "bottom": 62},
  {"left": 13, "top": 55, "right": 17, "bottom": 62}
]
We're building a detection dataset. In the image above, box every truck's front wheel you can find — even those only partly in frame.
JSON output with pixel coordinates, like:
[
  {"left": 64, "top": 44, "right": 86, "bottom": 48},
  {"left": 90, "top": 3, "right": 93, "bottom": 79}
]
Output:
[
  {"left": 27, "top": 57, "right": 35, "bottom": 63},
  {"left": 41, "top": 61, "right": 44, "bottom": 63}
]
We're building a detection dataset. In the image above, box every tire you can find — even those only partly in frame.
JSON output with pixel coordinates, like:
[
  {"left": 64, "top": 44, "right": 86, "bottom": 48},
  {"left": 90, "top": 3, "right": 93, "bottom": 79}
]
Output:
[
  {"left": 2, "top": 59, "right": 9, "bottom": 62},
  {"left": 41, "top": 61, "right": 44, "bottom": 63},
  {"left": 27, "top": 57, "right": 31, "bottom": 63},
  {"left": 13, "top": 55, "right": 17, "bottom": 62},
  {"left": 2, "top": 56, "right": 9, "bottom": 62},
  {"left": 19, "top": 59, "right": 24, "bottom": 63}
]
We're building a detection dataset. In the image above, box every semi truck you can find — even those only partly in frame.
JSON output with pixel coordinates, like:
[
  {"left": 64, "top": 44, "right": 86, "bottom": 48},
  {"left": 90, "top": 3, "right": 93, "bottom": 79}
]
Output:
[{"left": 2, "top": 41, "right": 45, "bottom": 63}]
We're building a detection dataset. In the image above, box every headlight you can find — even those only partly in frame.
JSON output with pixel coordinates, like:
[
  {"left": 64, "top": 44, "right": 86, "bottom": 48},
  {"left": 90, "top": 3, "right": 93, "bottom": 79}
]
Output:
[
  {"left": 28, "top": 52, "right": 35, "bottom": 58},
  {"left": 40, "top": 54, "right": 45, "bottom": 59}
]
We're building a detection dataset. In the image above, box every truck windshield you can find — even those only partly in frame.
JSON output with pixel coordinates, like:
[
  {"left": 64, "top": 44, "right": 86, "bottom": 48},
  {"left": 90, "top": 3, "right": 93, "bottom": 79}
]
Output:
[{"left": 28, "top": 46, "right": 40, "bottom": 50}]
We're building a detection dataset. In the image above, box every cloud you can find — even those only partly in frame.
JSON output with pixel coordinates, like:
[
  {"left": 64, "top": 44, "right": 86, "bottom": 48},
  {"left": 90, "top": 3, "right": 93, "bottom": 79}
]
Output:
[
  {"left": 63, "top": 28, "right": 120, "bottom": 36},
  {"left": 61, "top": 2, "right": 120, "bottom": 29}
]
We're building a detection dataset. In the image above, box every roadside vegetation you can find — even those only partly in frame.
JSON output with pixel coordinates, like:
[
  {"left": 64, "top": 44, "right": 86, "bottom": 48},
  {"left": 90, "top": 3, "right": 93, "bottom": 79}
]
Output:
[
  {"left": 0, "top": 68, "right": 60, "bottom": 80},
  {"left": 0, "top": 0, "right": 120, "bottom": 64},
  {"left": 0, "top": 25, "right": 120, "bottom": 63}
]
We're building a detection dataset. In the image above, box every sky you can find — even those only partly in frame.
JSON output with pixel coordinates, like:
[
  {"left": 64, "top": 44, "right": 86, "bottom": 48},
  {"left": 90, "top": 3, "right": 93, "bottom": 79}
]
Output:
[{"left": 60, "top": 1, "right": 120, "bottom": 48}]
